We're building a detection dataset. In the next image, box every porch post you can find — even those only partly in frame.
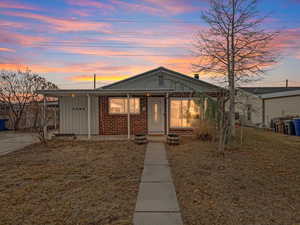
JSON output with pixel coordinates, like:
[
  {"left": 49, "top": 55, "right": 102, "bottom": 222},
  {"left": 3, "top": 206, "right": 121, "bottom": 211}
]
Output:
[
  {"left": 127, "top": 94, "right": 130, "bottom": 140},
  {"left": 43, "top": 95, "right": 47, "bottom": 139},
  {"left": 54, "top": 105, "right": 57, "bottom": 130},
  {"left": 166, "top": 93, "right": 169, "bottom": 135},
  {"left": 87, "top": 94, "right": 91, "bottom": 140}
]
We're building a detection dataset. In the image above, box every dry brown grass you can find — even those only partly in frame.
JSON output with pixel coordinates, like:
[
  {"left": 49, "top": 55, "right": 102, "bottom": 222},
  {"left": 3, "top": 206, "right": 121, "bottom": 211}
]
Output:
[
  {"left": 192, "top": 120, "right": 216, "bottom": 141},
  {"left": 167, "top": 128, "right": 300, "bottom": 225},
  {"left": 0, "top": 140, "right": 146, "bottom": 225}
]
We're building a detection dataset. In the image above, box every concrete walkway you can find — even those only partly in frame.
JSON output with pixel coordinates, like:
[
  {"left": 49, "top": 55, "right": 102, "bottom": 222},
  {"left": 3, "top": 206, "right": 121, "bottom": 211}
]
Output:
[
  {"left": 0, "top": 131, "right": 39, "bottom": 156},
  {"left": 133, "top": 142, "right": 183, "bottom": 225}
]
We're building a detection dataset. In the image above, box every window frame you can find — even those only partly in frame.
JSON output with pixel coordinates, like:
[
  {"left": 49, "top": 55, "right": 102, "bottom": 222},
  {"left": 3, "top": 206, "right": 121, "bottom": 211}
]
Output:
[
  {"left": 108, "top": 97, "right": 140, "bottom": 115},
  {"left": 169, "top": 97, "right": 199, "bottom": 129}
]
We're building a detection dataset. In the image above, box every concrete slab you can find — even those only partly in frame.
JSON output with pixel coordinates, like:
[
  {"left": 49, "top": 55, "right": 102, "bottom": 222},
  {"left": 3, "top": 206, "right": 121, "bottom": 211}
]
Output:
[
  {"left": 0, "top": 132, "right": 39, "bottom": 156},
  {"left": 144, "top": 144, "right": 168, "bottom": 165},
  {"left": 133, "top": 212, "right": 183, "bottom": 225},
  {"left": 142, "top": 165, "right": 172, "bottom": 182},
  {"left": 135, "top": 182, "right": 180, "bottom": 212}
]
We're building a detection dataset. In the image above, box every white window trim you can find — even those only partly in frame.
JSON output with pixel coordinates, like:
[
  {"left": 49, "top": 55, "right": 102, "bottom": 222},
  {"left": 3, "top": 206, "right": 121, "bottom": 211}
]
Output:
[
  {"left": 170, "top": 97, "right": 196, "bottom": 129},
  {"left": 108, "top": 97, "right": 140, "bottom": 115}
]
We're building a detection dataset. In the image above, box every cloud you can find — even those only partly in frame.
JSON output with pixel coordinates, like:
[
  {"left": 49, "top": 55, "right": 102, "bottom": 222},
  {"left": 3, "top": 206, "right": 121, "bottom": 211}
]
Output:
[
  {"left": 68, "top": 74, "right": 130, "bottom": 82},
  {"left": 69, "top": 9, "right": 91, "bottom": 17},
  {"left": 55, "top": 47, "right": 145, "bottom": 56},
  {"left": 66, "top": 0, "right": 198, "bottom": 16},
  {"left": 0, "top": 0, "right": 39, "bottom": 10},
  {"left": 66, "top": 0, "right": 115, "bottom": 11},
  {"left": 0, "top": 48, "right": 16, "bottom": 53},
  {"left": 0, "top": 30, "right": 49, "bottom": 46},
  {"left": 0, "top": 20, "right": 30, "bottom": 29},
  {"left": 66, "top": 64, "right": 155, "bottom": 82},
  {"left": 2, "top": 11, "right": 112, "bottom": 33},
  {"left": 110, "top": 0, "right": 162, "bottom": 15},
  {"left": 142, "top": 0, "right": 198, "bottom": 14}
]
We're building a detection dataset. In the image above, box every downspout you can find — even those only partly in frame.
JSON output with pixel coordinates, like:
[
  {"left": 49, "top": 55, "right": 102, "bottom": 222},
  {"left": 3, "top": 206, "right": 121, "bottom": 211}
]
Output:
[
  {"left": 127, "top": 94, "right": 130, "bottom": 140},
  {"left": 43, "top": 95, "right": 47, "bottom": 139},
  {"left": 87, "top": 94, "right": 91, "bottom": 140},
  {"left": 166, "top": 92, "right": 169, "bottom": 135},
  {"left": 262, "top": 98, "right": 265, "bottom": 127}
]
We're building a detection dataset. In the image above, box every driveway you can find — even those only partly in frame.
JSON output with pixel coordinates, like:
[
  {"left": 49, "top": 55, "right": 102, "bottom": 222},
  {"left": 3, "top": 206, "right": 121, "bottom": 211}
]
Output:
[{"left": 0, "top": 131, "right": 39, "bottom": 156}]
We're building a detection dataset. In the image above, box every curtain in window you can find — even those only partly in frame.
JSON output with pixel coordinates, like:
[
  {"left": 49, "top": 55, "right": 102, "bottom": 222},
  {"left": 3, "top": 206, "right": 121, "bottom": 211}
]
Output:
[
  {"left": 109, "top": 98, "right": 140, "bottom": 114},
  {"left": 170, "top": 99, "right": 199, "bottom": 128}
]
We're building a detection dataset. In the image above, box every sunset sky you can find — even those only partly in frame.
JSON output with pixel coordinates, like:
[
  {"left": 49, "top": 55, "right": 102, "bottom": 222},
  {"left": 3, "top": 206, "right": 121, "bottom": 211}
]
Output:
[{"left": 1, "top": 0, "right": 300, "bottom": 89}]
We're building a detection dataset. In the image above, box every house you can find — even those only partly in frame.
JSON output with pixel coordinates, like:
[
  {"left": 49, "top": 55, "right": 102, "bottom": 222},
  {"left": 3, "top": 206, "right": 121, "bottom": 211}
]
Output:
[
  {"left": 0, "top": 101, "right": 58, "bottom": 130},
  {"left": 236, "top": 87, "right": 300, "bottom": 127},
  {"left": 38, "top": 67, "right": 222, "bottom": 138}
]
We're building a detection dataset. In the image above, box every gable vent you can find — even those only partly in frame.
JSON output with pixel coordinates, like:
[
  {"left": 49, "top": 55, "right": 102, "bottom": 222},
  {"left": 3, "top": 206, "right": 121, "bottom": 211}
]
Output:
[{"left": 158, "top": 74, "right": 164, "bottom": 87}]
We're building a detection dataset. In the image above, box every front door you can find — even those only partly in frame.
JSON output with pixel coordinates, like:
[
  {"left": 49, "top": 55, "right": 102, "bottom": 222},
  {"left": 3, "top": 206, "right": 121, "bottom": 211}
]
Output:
[{"left": 148, "top": 97, "right": 165, "bottom": 134}]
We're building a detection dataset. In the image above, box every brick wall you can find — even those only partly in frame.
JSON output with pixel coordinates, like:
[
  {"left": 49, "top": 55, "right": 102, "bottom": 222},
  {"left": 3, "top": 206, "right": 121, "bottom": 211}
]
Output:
[{"left": 99, "top": 96, "right": 147, "bottom": 135}]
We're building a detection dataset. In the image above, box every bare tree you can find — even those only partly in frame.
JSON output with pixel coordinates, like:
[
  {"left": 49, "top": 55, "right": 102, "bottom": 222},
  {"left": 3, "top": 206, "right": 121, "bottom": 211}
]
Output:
[
  {"left": 194, "top": 0, "right": 279, "bottom": 140},
  {"left": 0, "top": 69, "right": 57, "bottom": 130}
]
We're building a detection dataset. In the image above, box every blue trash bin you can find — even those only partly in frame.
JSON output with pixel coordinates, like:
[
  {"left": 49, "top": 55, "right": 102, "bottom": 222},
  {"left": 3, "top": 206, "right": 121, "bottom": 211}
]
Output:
[
  {"left": 293, "top": 118, "right": 300, "bottom": 136},
  {"left": 0, "top": 119, "right": 7, "bottom": 131}
]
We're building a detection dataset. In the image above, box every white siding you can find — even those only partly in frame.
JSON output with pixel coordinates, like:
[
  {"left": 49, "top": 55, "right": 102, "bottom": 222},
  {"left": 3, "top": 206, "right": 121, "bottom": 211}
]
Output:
[
  {"left": 59, "top": 96, "right": 99, "bottom": 135},
  {"left": 228, "top": 90, "right": 263, "bottom": 126},
  {"left": 264, "top": 95, "right": 300, "bottom": 127}
]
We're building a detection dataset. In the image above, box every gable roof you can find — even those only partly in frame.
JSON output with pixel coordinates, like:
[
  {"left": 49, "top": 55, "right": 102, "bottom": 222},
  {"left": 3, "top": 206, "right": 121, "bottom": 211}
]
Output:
[
  {"left": 240, "top": 87, "right": 300, "bottom": 95},
  {"left": 100, "top": 66, "right": 221, "bottom": 92}
]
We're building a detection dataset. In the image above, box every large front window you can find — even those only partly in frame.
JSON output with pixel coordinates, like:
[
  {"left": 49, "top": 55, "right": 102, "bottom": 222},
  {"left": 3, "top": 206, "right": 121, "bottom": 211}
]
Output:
[
  {"left": 170, "top": 99, "right": 199, "bottom": 128},
  {"left": 109, "top": 97, "right": 140, "bottom": 114}
]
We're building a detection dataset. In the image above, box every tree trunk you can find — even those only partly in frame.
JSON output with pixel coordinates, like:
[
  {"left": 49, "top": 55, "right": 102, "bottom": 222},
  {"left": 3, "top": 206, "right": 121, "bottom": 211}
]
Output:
[
  {"left": 229, "top": 0, "right": 236, "bottom": 139},
  {"left": 14, "top": 117, "right": 20, "bottom": 130},
  {"left": 229, "top": 75, "right": 236, "bottom": 138},
  {"left": 217, "top": 96, "right": 226, "bottom": 153}
]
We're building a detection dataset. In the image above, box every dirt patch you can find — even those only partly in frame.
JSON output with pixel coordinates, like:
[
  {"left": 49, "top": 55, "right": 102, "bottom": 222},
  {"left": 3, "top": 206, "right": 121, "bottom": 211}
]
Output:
[
  {"left": 0, "top": 140, "right": 146, "bottom": 225},
  {"left": 167, "top": 128, "right": 300, "bottom": 225}
]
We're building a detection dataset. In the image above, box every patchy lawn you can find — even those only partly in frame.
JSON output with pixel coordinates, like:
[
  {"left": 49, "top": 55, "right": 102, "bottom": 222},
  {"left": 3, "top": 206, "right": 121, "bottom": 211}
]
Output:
[
  {"left": 0, "top": 140, "right": 146, "bottom": 225},
  {"left": 167, "top": 128, "right": 300, "bottom": 225}
]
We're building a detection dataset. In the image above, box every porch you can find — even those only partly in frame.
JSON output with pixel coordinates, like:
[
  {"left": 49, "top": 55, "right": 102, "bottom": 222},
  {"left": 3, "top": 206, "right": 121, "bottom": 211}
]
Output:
[{"left": 40, "top": 89, "right": 197, "bottom": 140}]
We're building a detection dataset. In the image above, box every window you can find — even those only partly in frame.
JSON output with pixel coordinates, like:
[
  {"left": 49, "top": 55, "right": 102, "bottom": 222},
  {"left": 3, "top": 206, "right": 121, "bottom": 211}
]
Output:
[
  {"left": 170, "top": 99, "right": 199, "bottom": 128},
  {"left": 109, "top": 98, "right": 140, "bottom": 114}
]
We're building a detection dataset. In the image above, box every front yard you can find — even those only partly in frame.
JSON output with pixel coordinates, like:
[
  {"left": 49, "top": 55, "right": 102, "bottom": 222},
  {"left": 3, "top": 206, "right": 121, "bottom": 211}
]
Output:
[
  {"left": 0, "top": 140, "right": 146, "bottom": 225},
  {"left": 168, "top": 128, "right": 300, "bottom": 225}
]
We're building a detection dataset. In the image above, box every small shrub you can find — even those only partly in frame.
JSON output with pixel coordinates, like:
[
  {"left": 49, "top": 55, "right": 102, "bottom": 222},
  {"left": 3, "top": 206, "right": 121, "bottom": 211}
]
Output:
[{"left": 192, "top": 119, "right": 216, "bottom": 141}]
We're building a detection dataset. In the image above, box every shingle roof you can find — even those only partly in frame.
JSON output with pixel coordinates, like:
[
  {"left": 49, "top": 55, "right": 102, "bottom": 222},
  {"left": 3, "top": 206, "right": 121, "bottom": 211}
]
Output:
[{"left": 240, "top": 87, "right": 300, "bottom": 95}]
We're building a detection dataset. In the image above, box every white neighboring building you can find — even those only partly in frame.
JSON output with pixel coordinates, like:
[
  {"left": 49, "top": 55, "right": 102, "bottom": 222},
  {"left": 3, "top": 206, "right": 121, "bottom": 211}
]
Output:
[{"left": 236, "top": 87, "right": 300, "bottom": 127}]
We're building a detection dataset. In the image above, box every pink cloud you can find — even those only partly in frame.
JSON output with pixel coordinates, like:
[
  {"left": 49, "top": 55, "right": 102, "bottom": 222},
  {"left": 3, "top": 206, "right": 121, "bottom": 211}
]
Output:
[
  {"left": 2, "top": 11, "right": 112, "bottom": 33},
  {"left": 69, "top": 9, "right": 91, "bottom": 17},
  {"left": 142, "top": 0, "right": 198, "bottom": 14},
  {"left": 110, "top": 0, "right": 162, "bottom": 15},
  {"left": 0, "top": 20, "right": 28, "bottom": 29},
  {"left": 55, "top": 47, "right": 146, "bottom": 56},
  {"left": 0, "top": 1, "right": 39, "bottom": 10},
  {"left": 0, "top": 30, "right": 49, "bottom": 46},
  {"left": 67, "top": 0, "right": 198, "bottom": 16},
  {"left": 0, "top": 48, "right": 16, "bottom": 53},
  {"left": 66, "top": 0, "right": 115, "bottom": 11}
]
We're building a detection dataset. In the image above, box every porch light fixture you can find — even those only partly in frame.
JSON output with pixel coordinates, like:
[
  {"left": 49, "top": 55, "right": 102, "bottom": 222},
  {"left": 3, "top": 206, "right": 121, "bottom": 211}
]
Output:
[{"left": 71, "top": 93, "right": 75, "bottom": 98}]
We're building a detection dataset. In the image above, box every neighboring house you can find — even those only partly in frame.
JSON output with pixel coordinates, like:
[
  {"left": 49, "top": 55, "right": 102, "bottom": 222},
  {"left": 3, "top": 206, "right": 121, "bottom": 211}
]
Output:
[
  {"left": 236, "top": 87, "right": 300, "bottom": 127},
  {"left": 0, "top": 101, "right": 58, "bottom": 130},
  {"left": 39, "top": 67, "right": 222, "bottom": 138}
]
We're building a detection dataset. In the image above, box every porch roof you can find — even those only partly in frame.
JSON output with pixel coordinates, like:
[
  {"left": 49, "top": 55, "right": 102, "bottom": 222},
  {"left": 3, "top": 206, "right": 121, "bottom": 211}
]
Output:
[{"left": 37, "top": 88, "right": 190, "bottom": 97}]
